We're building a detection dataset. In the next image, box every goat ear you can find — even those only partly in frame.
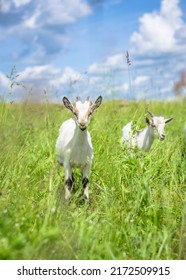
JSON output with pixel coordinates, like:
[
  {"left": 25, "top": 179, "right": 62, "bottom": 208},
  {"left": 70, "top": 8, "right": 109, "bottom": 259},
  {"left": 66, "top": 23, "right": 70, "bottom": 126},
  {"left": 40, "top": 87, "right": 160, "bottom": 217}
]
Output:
[
  {"left": 165, "top": 117, "right": 173, "bottom": 124},
  {"left": 92, "top": 96, "right": 102, "bottom": 111},
  {"left": 63, "top": 96, "right": 74, "bottom": 112},
  {"left": 145, "top": 117, "right": 151, "bottom": 126}
]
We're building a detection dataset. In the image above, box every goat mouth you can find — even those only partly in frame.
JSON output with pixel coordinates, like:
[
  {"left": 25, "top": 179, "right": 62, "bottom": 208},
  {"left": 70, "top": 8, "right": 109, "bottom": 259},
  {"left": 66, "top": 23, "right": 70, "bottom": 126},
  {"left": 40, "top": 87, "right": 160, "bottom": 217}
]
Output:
[
  {"left": 80, "top": 126, "right": 87, "bottom": 131},
  {"left": 160, "top": 136, "right": 165, "bottom": 141}
]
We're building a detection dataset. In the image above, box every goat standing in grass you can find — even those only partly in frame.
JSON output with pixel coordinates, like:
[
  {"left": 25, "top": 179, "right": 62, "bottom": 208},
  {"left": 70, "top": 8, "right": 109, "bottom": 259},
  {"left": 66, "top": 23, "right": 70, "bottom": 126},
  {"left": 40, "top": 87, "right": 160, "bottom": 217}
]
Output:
[
  {"left": 122, "top": 111, "right": 173, "bottom": 152},
  {"left": 56, "top": 96, "right": 102, "bottom": 200}
]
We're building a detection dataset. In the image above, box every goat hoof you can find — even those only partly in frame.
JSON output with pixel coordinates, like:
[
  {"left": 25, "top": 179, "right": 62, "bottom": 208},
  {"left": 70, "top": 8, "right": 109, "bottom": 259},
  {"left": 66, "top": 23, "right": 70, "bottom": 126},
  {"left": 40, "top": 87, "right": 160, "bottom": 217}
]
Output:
[
  {"left": 84, "top": 198, "right": 91, "bottom": 208},
  {"left": 65, "top": 188, "right": 72, "bottom": 200},
  {"left": 83, "top": 185, "right": 89, "bottom": 200},
  {"left": 78, "top": 197, "right": 90, "bottom": 206},
  {"left": 84, "top": 193, "right": 89, "bottom": 199}
]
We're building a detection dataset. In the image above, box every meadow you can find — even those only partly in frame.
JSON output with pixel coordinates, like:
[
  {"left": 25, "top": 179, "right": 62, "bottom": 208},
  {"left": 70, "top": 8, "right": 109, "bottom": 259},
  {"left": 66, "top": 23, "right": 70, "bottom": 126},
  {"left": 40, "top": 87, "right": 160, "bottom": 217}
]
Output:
[{"left": 0, "top": 98, "right": 185, "bottom": 260}]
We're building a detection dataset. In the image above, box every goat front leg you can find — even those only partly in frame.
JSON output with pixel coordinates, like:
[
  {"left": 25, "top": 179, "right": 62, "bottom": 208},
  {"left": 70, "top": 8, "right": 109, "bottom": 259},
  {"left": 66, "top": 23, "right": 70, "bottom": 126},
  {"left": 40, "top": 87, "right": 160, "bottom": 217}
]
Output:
[
  {"left": 82, "top": 164, "right": 91, "bottom": 200},
  {"left": 64, "top": 162, "right": 74, "bottom": 200}
]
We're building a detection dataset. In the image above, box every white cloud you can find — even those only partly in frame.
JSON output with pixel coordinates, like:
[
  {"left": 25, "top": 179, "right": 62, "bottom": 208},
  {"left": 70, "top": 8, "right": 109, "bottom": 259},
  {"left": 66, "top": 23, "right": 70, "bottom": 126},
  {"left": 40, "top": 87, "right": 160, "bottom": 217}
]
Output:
[
  {"left": 88, "top": 62, "right": 105, "bottom": 74},
  {"left": 0, "top": 72, "right": 9, "bottom": 89},
  {"left": 160, "top": 78, "right": 174, "bottom": 93},
  {"left": 134, "top": 75, "right": 150, "bottom": 85},
  {"left": 20, "top": 0, "right": 92, "bottom": 28},
  {"left": 88, "top": 53, "right": 125, "bottom": 74},
  {"left": 43, "top": 0, "right": 92, "bottom": 25},
  {"left": 130, "top": 0, "right": 185, "bottom": 54},
  {"left": 1, "top": 1, "right": 11, "bottom": 12},
  {"left": 24, "top": 10, "right": 41, "bottom": 29},
  {"left": 56, "top": 67, "right": 83, "bottom": 84},
  {"left": 105, "top": 53, "right": 124, "bottom": 68},
  {"left": 19, "top": 65, "right": 61, "bottom": 82},
  {"left": 89, "top": 76, "right": 101, "bottom": 85},
  {"left": 12, "top": 65, "right": 86, "bottom": 101},
  {"left": 17, "top": 65, "right": 85, "bottom": 91},
  {"left": 2, "top": 0, "right": 91, "bottom": 23},
  {"left": 134, "top": 59, "right": 156, "bottom": 67},
  {"left": 160, "top": 85, "right": 172, "bottom": 94},
  {"left": 13, "top": 0, "right": 31, "bottom": 8},
  {"left": 115, "top": 83, "right": 129, "bottom": 92},
  {"left": 0, "top": 0, "right": 92, "bottom": 62},
  {"left": 2, "top": 0, "right": 31, "bottom": 12}
]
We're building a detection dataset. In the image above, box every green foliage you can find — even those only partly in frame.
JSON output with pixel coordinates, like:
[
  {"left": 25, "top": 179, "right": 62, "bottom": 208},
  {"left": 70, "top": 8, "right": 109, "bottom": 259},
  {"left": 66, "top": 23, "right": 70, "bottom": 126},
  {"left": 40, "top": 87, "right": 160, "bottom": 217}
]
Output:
[{"left": 0, "top": 99, "right": 185, "bottom": 260}]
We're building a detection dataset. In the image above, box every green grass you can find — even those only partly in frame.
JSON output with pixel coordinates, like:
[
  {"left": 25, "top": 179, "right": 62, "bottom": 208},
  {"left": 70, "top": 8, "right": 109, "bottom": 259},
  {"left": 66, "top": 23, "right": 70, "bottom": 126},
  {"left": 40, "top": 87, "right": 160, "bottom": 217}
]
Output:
[{"left": 0, "top": 99, "right": 185, "bottom": 260}]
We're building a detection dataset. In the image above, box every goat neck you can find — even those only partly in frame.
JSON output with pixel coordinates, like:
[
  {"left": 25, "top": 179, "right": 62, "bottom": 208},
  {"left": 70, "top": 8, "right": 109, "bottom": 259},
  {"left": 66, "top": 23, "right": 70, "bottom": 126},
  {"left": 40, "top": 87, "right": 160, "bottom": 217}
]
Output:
[{"left": 137, "top": 125, "right": 155, "bottom": 152}]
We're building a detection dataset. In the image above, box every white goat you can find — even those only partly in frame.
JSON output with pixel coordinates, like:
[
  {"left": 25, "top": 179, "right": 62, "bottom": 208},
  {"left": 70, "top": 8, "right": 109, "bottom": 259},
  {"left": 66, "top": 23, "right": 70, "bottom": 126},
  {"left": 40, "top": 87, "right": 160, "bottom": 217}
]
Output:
[
  {"left": 56, "top": 96, "right": 102, "bottom": 200},
  {"left": 122, "top": 111, "right": 173, "bottom": 152}
]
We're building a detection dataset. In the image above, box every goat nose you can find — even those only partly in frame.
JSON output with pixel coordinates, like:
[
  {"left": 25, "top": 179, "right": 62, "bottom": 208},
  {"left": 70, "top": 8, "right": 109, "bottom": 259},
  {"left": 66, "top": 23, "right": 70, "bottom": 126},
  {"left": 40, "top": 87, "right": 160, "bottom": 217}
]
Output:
[
  {"left": 79, "top": 124, "right": 86, "bottom": 131},
  {"left": 160, "top": 134, "right": 165, "bottom": 140}
]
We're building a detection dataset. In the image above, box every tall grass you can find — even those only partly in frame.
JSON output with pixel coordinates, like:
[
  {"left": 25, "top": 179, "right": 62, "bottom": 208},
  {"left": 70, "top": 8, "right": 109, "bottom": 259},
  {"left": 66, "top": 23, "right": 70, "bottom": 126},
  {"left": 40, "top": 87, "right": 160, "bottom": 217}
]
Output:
[{"left": 0, "top": 98, "right": 185, "bottom": 260}]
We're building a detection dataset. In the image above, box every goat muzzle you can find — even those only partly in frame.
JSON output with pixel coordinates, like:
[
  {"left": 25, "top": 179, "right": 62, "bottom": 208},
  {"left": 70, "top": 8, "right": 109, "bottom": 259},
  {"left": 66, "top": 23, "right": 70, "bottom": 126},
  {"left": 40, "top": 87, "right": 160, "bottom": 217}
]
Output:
[{"left": 79, "top": 125, "right": 87, "bottom": 131}]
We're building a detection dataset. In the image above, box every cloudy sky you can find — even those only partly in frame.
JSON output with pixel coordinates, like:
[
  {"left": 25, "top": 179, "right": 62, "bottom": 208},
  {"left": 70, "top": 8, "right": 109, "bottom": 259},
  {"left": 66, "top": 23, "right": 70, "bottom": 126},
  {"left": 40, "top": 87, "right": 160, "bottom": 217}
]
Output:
[{"left": 0, "top": 0, "right": 186, "bottom": 101}]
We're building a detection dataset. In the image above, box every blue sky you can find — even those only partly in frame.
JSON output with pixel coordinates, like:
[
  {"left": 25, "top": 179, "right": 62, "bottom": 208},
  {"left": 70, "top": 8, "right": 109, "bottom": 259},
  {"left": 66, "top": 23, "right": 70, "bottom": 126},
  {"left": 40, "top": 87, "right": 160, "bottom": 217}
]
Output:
[{"left": 0, "top": 0, "right": 186, "bottom": 101}]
